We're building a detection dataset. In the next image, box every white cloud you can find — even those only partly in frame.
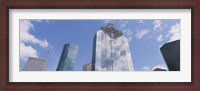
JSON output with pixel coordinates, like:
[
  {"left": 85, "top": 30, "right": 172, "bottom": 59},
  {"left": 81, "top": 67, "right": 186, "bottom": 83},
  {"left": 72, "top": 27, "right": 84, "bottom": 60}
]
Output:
[
  {"left": 46, "top": 20, "right": 50, "bottom": 23},
  {"left": 119, "top": 20, "right": 129, "bottom": 28},
  {"left": 20, "top": 20, "right": 50, "bottom": 61},
  {"left": 138, "top": 20, "right": 144, "bottom": 24},
  {"left": 33, "top": 20, "right": 50, "bottom": 23},
  {"left": 163, "top": 24, "right": 168, "bottom": 28},
  {"left": 142, "top": 66, "right": 150, "bottom": 71},
  {"left": 103, "top": 20, "right": 112, "bottom": 24},
  {"left": 135, "top": 29, "right": 150, "bottom": 39},
  {"left": 157, "top": 35, "right": 164, "bottom": 42},
  {"left": 127, "top": 36, "right": 132, "bottom": 42},
  {"left": 123, "top": 29, "right": 133, "bottom": 42},
  {"left": 20, "top": 20, "right": 49, "bottom": 48},
  {"left": 153, "top": 20, "right": 162, "bottom": 30},
  {"left": 20, "top": 42, "right": 38, "bottom": 61},
  {"left": 152, "top": 63, "right": 168, "bottom": 71},
  {"left": 142, "top": 63, "right": 168, "bottom": 71},
  {"left": 168, "top": 23, "right": 180, "bottom": 42},
  {"left": 35, "top": 20, "right": 42, "bottom": 22}
]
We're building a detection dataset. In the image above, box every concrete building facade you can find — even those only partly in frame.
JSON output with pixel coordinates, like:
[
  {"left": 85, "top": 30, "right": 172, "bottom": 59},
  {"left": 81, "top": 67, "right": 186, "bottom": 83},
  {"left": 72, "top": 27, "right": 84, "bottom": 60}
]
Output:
[
  {"left": 83, "top": 63, "right": 91, "bottom": 71},
  {"left": 22, "top": 57, "right": 47, "bottom": 71}
]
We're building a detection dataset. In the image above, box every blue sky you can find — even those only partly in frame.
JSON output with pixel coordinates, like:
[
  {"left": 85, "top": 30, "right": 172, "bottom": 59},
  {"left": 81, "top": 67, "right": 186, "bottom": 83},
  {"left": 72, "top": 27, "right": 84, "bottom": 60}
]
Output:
[{"left": 19, "top": 19, "right": 180, "bottom": 71}]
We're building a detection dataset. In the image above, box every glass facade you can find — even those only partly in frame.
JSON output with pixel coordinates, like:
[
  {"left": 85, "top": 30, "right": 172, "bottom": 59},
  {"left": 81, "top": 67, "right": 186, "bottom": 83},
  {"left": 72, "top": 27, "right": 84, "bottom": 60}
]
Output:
[
  {"left": 56, "top": 44, "right": 78, "bottom": 71},
  {"left": 92, "top": 23, "right": 134, "bottom": 71}
]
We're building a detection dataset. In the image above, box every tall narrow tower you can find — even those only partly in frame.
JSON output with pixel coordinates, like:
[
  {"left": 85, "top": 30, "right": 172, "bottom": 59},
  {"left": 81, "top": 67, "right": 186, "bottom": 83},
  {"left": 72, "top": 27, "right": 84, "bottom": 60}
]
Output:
[
  {"left": 91, "top": 23, "right": 134, "bottom": 71},
  {"left": 56, "top": 44, "right": 78, "bottom": 71}
]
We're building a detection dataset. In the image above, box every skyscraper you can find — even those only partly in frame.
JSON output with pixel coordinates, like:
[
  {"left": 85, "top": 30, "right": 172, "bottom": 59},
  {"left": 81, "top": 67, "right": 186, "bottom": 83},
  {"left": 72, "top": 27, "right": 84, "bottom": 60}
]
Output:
[
  {"left": 22, "top": 57, "right": 47, "bottom": 71},
  {"left": 83, "top": 63, "right": 91, "bottom": 71},
  {"left": 56, "top": 44, "right": 78, "bottom": 71},
  {"left": 160, "top": 40, "right": 180, "bottom": 71},
  {"left": 91, "top": 23, "right": 134, "bottom": 71},
  {"left": 153, "top": 68, "right": 167, "bottom": 71}
]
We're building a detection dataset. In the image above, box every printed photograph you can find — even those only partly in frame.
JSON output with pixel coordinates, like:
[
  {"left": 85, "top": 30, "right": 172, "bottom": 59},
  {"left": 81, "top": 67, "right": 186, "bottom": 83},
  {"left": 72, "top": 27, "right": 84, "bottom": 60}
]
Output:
[{"left": 19, "top": 19, "right": 180, "bottom": 71}]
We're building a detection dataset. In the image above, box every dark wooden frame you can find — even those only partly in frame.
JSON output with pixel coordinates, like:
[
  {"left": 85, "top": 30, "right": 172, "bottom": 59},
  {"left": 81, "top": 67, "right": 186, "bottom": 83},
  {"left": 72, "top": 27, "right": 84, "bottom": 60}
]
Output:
[{"left": 0, "top": 0, "right": 199, "bottom": 91}]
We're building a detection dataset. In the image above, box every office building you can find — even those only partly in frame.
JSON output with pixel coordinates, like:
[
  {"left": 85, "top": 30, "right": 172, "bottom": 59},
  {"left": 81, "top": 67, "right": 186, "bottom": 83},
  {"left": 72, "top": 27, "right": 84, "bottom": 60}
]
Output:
[
  {"left": 22, "top": 57, "right": 47, "bottom": 71},
  {"left": 83, "top": 63, "right": 91, "bottom": 71},
  {"left": 153, "top": 68, "right": 167, "bottom": 71},
  {"left": 56, "top": 44, "right": 78, "bottom": 71},
  {"left": 91, "top": 23, "right": 134, "bottom": 71},
  {"left": 160, "top": 40, "right": 180, "bottom": 71}
]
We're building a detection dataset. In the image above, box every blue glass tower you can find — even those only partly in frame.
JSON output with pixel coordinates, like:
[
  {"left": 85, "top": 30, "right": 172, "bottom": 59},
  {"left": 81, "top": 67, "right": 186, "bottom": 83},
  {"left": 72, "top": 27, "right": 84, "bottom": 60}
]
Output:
[{"left": 56, "top": 44, "right": 78, "bottom": 71}]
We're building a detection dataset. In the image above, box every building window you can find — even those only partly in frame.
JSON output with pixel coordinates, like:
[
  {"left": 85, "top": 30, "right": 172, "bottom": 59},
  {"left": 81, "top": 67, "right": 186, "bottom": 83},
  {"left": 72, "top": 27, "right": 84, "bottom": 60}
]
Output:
[
  {"left": 111, "top": 32, "right": 114, "bottom": 38},
  {"left": 120, "top": 50, "right": 126, "bottom": 56}
]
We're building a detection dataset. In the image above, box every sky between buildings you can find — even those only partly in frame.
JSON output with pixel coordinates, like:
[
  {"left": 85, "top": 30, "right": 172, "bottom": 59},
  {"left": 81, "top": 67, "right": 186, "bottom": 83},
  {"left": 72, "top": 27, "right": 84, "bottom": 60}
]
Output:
[{"left": 19, "top": 19, "right": 180, "bottom": 71}]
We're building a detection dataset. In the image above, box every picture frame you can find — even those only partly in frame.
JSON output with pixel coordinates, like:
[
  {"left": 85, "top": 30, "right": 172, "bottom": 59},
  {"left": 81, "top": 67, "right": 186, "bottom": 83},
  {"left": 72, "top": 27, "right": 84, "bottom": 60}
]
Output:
[{"left": 0, "top": 0, "right": 199, "bottom": 91}]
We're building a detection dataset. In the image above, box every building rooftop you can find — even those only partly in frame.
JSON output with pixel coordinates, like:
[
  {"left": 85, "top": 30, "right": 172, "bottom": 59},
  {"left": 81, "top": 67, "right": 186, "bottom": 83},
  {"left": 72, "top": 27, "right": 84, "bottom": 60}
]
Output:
[{"left": 100, "top": 23, "right": 123, "bottom": 38}]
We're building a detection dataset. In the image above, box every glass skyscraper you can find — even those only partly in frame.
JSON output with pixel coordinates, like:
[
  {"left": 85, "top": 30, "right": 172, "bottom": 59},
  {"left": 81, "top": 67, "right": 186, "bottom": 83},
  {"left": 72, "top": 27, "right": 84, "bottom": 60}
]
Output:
[
  {"left": 56, "top": 44, "right": 78, "bottom": 71},
  {"left": 91, "top": 23, "right": 134, "bottom": 71}
]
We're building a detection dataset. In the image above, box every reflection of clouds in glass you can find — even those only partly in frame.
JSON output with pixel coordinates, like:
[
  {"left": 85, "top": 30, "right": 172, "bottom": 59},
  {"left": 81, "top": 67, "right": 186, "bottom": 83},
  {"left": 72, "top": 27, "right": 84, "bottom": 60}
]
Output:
[
  {"left": 112, "top": 36, "right": 133, "bottom": 71},
  {"left": 57, "top": 44, "right": 78, "bottom": 71},
  {"left": 67, "top": 45, "right": 78, "bottom": 63},
  {"left": 92, "top": 30, "right": 134, "bottom": 71}
]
